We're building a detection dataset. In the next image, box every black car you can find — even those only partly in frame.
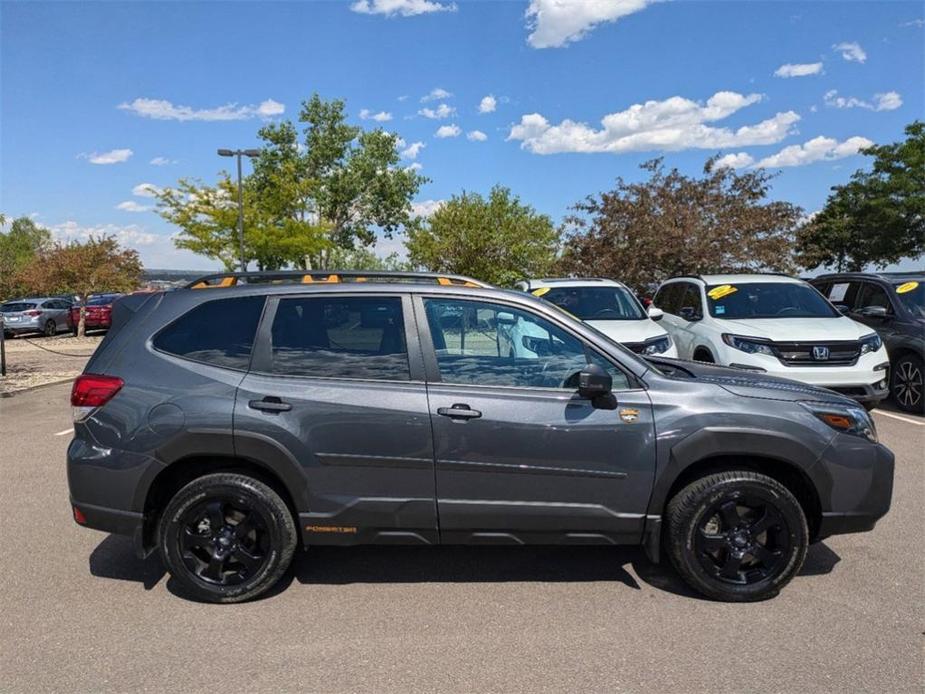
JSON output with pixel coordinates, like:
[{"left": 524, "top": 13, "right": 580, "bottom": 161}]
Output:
[{"left": 810, "top": 272, "right": 925, "bottom": 413}]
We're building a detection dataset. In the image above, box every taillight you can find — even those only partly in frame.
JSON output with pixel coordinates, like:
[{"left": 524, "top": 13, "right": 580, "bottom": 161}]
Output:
[
  {"left": 24, "top": 310, "right": 42, "bottom": 316},
  {"left": 71, "top": 374, "right": 124, "bottom": 422}
]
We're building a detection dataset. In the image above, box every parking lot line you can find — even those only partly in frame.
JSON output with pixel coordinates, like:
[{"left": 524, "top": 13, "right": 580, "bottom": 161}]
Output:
[
  {"left": 871, "top": 409, "right": 924, "bottom": 427},
  {"left": 54, "top": 428, "right": 73, "bottom": 436}
]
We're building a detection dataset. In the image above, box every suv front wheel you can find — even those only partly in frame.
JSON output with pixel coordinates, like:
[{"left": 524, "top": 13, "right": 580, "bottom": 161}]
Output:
[
  {"left": 665, "top": 471, "right": 808, "bottom": 601},
  {"left": 158, "top": 473, "right": 297, "bottom": 603}
]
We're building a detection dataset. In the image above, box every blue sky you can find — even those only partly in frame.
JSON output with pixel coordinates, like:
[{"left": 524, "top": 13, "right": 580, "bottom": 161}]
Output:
[{"left": 1, "top": 0, "right": 923, "bottom": 270}]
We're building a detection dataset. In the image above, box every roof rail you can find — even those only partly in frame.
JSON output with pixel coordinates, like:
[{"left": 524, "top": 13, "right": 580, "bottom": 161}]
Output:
[{"left": 185, "top": 270, "right": 491, "bottom": 290}]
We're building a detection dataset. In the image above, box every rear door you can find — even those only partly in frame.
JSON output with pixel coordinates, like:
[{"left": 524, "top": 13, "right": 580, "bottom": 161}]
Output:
[
  {"left": 416, "top": 295, "right": 655, "bottom": 545},
  {"left": 235, "top": 292, "right": 438, "bottom": 545}
]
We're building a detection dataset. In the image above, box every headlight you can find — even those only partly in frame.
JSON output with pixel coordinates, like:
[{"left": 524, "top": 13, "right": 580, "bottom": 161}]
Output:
[
  {"left": 859, "top": 333, "right": 883, "bottom": 355},
  {"left": 641, "top": 335, "right": 672, "bottom": 355},
  {"left": 722, "top": 333, "right": 775, "bottom": 356},
  {"left": 800, "top": 401, "right": 878, "bottom": 443}
]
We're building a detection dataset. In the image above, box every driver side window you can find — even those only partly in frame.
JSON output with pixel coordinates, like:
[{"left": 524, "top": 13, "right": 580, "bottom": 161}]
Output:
[{"left": 423, "top": 298, "right": 628, "bottom": 390}]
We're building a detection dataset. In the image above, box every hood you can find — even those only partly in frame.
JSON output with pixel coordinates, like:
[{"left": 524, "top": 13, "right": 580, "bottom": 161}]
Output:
[
  {"left": 713, "top": 315, "right": 870, "bottom": 341},
  {"left": 644, "top": 357, "right": 857, "bottom": 406},
  {"left": 585, "top": 319, "right": 667, "bottom": 344}
]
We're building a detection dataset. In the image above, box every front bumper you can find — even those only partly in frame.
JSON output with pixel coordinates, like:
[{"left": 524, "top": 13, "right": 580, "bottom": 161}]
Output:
[{"left": 813, "top": 439, "right": 894, "bottom": 540}]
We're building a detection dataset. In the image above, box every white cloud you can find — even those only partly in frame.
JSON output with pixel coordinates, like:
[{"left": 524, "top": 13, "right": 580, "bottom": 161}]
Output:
[
  {"left": 467, "top": 130, "right": 488, "bottom": 141},
  {"left": 774, "top": 62, "right": 823, "bottom": 78},
  {"left": 149, "top": 156, "right": 175, "bottom": 166},
  {"left": 51, "top": 221, "right": 157, "bottom": 246},
  {"left": 411, "top": 199, "right": 445, "bottom": 217},
  {"left": 478, "top": 95, "right": 497, "bottom": 113},
  {"left": 419, "top": 103, "right": 456, "bottom": 119},
  {"left": 118, "top": 97, "right": 286, "bottom": 121},
  {"left": 754, "top": 135, "right": 874, "bottom": 168},
  {"left": 508, "top": 91, "right": 799, "bottom": 155},
  {"left": 81, "top": 148, "right": 133, "bottom": 165},
  {"left": 116, "top": 201, "right": 151, "bottom": 213},
  {"left": 421, "top": 87, "right": 453, "bottom": 102},
  {"left": 350, "top": 0, "right": 456, "bottom": 17},
  {"left": 401, "top": 141, "right": 426, "bottom": 159},
  {"left": 359, "top": 108, "right": 393, "bottom": 122},
  {"left": 435, "top": 124, "right": 461, "bottom": 138},
  {"left": 713, "top": 152, "right": 755, "bottom": 169},
  {"left": 833, "top": 41, "right": 867, "bottom": 63},
  {"left": 525, "top": 0, "right": 656, "bottom": 49},
  {"left": 405, "top": 162, "right": 423, "bottom": 172},
  {"left": 824, "top": 89, "right": 902, "bottom": 111},
  {"left": 901, "top": 19, "right": 924, "bottom": 28},
  {"left": 132, "top": 183, "right": 163, "bottom": 198}
]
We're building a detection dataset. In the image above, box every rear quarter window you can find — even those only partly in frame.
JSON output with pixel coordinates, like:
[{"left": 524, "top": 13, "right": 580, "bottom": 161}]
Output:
[{"left": 153, "top": 296, "right": 265, "bottom": 370}]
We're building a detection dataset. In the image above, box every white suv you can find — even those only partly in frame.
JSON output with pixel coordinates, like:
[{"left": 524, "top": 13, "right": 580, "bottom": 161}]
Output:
[
  {"left": 515, "top": 278, "right": 677, "bottom": 357},
  {"left": 652, "top": 274, "right": 890, "bottom": 406}
]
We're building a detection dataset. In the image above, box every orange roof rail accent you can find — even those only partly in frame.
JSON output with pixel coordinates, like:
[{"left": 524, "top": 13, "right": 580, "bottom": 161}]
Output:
[
  {"left": 438, "top": 277, "right": 481, "bottom": 288},
  {"left": 191, "top": 276, "right": 236, "bottom": 289},
  {"left": 301, "top": 274, "right": 314, "bottom": 283}
]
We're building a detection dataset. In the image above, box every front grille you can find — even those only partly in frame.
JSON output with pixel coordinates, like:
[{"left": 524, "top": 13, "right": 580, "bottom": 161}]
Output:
[{"left": 772, "top": 340, "right": 861, "bottom": 367}]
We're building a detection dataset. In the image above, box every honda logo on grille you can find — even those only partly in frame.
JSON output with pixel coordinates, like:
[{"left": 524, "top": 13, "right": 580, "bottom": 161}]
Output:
[{"left": 812, "top": 346, "right": 830, "bottom": 361}]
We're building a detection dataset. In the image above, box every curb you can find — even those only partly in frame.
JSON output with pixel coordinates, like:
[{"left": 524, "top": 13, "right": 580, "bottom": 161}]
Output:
[{"left": 0, "top": 377, "right": 75, "bottom": 399}]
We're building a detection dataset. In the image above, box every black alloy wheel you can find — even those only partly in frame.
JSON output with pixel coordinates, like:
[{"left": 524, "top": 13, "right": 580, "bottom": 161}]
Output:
[
  {"left": 891, "top": 354, "right": 924, "bottom": 414},
  {"left": 159, "top": 473, "right": 297, "bottom": 603},
  {"left": 44, "top": 320, "right": 56, "bottom": 336},
  {"left": 694, "top": 496, "right": 788, "bottom": 585},
  {"left": 665, "top": 470, "right": 808, "bottom": 601}
]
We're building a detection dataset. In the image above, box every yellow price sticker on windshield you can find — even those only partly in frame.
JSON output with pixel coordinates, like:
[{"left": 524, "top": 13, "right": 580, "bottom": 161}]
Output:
[
  {"left": 531, "top": 287, "right": 551, "bottom": 297},
  {"left": 707, "top": 284, "right": 738, "bottom": 300},
  {"left": 896, "top": 281, "right": 919, "bottom": 294}
]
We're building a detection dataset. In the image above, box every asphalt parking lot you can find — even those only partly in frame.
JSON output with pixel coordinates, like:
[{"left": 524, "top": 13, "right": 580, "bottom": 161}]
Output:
[{"left": 0, "top": 383, "right": 922, "bottom": 693}]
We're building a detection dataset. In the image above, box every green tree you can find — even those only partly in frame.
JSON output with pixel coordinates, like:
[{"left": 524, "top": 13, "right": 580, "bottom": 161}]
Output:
[
  {"left": 405, "top": 186, "right": 559, "bottom": 287},
  {"left": 796, "top": 121, "right": 925, "bottom": 271},
  {"left": 155, "top": 94, "right": 426, "bottom": 270},
  {"left": 16, "top": 236, "right": 142, "bottom": 336},
  {"left": 0, "top": 216, "right": 51, "bottom": 299},
  {"left": 558, "top": 158, "right": 803, "bottom": 294},
  {"left": 325, "top": 245, "right": 415, "bottom": 272}
]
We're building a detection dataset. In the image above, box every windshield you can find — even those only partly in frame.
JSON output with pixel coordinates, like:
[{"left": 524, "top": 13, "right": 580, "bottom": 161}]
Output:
[
  {"left": 706, "top": 282, "right": 839, "bottom": 319},
  {"left": 1, "top": 302, "right": 36, "bottom": 313},
  {"left": 541, "top": 286, "right": 645, "bottom": 321},
  {"left": 893, "top": 280, "right": 924, "bottom": 318}
]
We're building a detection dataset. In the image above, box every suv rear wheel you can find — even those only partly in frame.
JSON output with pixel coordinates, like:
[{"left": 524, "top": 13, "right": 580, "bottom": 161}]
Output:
[
  {"left": 158, "top": 473, "right": 297, "bottom": 603},
  {"left": 665, "top": 471, "right": 808, "bottom": 601}
]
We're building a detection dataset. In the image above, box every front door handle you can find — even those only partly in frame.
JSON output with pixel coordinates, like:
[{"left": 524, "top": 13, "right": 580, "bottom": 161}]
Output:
[
  {"left": 437, "top": 403, "right": 482, "bottom": 420},
  {"left": 248, "top": 396, "right": 292, "bottom": 413}
]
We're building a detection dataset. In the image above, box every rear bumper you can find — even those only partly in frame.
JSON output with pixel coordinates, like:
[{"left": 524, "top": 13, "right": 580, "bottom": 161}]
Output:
[
  {"left": 70, "top": 498, "right": 148, "bottom": 557},
  {"left": 4, "top": 322, "right": 41, "bottom": 334}
]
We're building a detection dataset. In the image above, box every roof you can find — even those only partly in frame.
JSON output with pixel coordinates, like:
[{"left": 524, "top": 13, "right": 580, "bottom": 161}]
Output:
[
  {"left": 185, "top": 270, "right": 491, "bottom": 290},
  {"left": 518, "top": 277, "right": 626, "bottom": 290},
  {"left": 812, "top": 270, "right": 925, "bottom": 282},
  {"left": 665, "top": 273, "right": 803, "bottom": 286}
]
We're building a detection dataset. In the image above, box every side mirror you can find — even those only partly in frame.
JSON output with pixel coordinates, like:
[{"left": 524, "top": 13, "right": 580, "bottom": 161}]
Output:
[
  {"left": 679, "top": 306, "right": 701, "bottom": 321},
  {"left": 578, "top": 363, "right": 612, "bottom": 399},
  {"left": 860, "top": 305, "right": 888, "bottom": 319},
  {"left": 647, "top": 306, "right": 664, "bottom": 321},
  {"left": 834, "top": 303, "right": 851, "bottom": 315},
  {"left": 496, "top": 311, "right": 517, "bottom": 326}
]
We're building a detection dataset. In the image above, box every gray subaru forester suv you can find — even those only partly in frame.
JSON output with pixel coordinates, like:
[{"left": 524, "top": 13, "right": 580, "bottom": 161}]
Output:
[{"left": 67, "top": 271, "right": 894, "bottom": 603}]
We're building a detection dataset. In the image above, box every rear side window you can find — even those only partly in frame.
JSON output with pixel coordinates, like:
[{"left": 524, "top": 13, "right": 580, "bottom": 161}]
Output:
[
  {"left": 154, "top": 296, "right": 265, "bottom": 370},
  {"left": 1, "top": 302, "right": 36, "bottom": 312},
  {"left": 654, "top": 284, "right": 680, "bottom": 314},
  {"left": 268, "top": 296, "right": 410, "bottom": 381}
]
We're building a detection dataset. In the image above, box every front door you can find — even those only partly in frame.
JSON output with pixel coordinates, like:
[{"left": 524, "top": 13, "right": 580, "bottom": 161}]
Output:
[
  {"left": 416, "top": 296, "right": 656, "bottom": 545},
  {"left": 235, "top": 293, "right": 438, "bottom": 545}
]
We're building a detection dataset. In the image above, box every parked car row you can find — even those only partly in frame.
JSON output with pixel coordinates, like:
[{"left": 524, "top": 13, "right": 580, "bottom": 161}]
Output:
[
  {"left": 1, "top": 293, "right": 122, "bottom": 338},
  {"left": 518, "top": 271, "right": 924, "bottom": 414}
]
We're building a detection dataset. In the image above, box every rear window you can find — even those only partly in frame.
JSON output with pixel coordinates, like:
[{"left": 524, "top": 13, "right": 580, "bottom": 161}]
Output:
[
  {"left": 153, "top": 296, "right": 265, "bottom": 370},
  {"left": 1, "top": 303, "right": 36, "bottom": 312},
  {"left": 267, "top": 296, "right": 410, "bottom": 381}
]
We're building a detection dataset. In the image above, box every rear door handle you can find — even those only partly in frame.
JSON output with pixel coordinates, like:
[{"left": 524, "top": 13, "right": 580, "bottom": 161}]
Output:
[
  {"left": 248, "top": 396, "right": 292, "bottom": 413},
  {"left": 437, "top": 403, "right": 482, "bottom": 420}
]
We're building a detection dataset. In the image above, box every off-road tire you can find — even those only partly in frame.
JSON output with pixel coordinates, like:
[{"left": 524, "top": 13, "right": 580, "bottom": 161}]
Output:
[
  {"left": 158, "top": 473, "right": 297, "bottom": 603},
  {"left": 665, "top": 470, "right": 808, "bottom": 602}
]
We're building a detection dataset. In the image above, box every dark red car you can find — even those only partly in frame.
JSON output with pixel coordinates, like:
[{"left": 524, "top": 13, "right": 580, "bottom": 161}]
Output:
[{"left": 69, "top": 293, "right": 123, "bottom": 334}]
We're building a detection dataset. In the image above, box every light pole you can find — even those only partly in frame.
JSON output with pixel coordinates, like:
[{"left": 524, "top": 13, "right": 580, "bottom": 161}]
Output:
[{"left": 217, "top": 148, "right": 261, "bottom": 272}]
